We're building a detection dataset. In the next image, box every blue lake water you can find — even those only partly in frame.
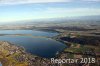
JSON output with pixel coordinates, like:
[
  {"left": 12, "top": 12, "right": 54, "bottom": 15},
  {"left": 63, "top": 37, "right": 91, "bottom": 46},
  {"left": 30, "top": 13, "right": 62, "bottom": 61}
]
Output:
[
  {"left": 0, "top": 30, "right": 66, "bottom": 58},
  {"left": 0, "top": 30, "right": 58, "bottom": 37}
]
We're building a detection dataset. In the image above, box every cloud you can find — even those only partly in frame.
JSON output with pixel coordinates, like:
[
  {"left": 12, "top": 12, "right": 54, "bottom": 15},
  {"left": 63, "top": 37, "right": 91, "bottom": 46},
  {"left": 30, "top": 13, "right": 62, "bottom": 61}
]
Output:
[
  {"left": 0, "top": 0, "right": 72, "bottom": 5},
  {"left": 0, "top": 7, "right": 100, "bottom": 22},
  {"left": 0, "top": 0, "right": 100, "bottom": 5},
  {"left": 81, "top": 0, "right": 100, "bottom": 2},
  {"left": 44, "top": 8, "right": 100, "bottom": 16},
  {"left": 82, "top": 0, "right": 100, "bottom": 2}
]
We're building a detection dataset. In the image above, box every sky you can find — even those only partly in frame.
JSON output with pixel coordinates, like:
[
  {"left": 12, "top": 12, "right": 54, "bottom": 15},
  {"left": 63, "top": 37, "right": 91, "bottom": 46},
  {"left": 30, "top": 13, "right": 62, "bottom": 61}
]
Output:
[{"left": 0, "top": 0, "right": 100, "bottom": 23}]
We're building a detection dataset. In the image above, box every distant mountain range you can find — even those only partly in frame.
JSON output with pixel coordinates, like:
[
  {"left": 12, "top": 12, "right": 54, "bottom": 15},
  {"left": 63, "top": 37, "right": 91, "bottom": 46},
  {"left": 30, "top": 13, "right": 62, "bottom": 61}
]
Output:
[{"left": 0, "top": 15, "right": 100, "bottom": 25}]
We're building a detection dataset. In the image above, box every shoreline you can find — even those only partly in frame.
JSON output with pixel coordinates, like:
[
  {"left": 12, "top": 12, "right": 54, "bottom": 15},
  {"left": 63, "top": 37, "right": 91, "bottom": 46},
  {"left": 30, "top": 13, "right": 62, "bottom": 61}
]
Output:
[{"left": 0, "top": 29, "right": 100, "bottom": 66}]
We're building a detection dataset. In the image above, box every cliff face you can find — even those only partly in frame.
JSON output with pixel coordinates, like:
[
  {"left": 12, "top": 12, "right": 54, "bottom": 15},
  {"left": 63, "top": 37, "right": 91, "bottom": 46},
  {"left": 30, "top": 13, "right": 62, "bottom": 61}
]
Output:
[{"left": 0, "top": 41, "right": 52, "bottom": 66}]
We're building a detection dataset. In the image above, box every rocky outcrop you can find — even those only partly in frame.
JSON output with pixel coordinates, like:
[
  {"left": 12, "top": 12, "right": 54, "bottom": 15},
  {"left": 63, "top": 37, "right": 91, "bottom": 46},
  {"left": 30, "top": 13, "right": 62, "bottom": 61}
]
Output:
[{"left": 0, "top": 41, "right": 52, "bottom": 66}]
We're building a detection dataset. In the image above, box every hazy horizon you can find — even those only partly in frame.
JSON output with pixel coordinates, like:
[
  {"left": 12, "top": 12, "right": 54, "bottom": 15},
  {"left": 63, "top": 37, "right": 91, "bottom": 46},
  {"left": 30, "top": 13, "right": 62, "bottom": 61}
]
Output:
[{"left": 0, "top": 0, "right": 100, "bottom": 23}]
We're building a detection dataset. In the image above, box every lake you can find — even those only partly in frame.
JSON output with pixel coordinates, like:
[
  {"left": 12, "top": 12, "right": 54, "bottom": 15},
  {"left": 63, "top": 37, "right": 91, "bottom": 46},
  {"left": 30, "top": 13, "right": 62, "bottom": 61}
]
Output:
[
  {"left": 0, "top": 30, "right": 58, "bottom": 37},
  {"left": 0, "top": 30, "right": 66, "bottom": 58}
]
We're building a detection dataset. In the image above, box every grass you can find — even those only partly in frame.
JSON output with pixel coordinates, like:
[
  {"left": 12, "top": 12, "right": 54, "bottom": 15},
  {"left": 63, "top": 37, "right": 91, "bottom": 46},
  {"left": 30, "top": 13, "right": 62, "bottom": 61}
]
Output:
[
  {"left": 64, "top": 43, "right": 91, "bottom": 53},
  {"left": 67, "top": 54, "right": 74, "bottom": 58}
]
